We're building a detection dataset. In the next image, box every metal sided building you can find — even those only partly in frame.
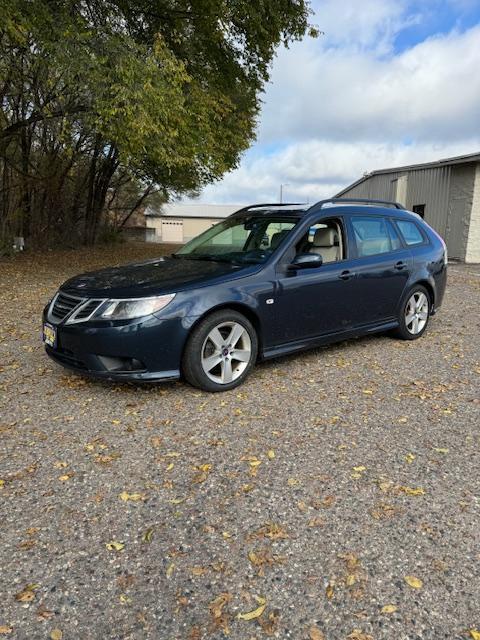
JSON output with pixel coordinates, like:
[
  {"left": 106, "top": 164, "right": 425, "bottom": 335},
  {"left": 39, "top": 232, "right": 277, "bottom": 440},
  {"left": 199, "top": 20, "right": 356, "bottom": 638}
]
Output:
[{"left": 336, "top": 152, "right": 480, "bottom": 262}]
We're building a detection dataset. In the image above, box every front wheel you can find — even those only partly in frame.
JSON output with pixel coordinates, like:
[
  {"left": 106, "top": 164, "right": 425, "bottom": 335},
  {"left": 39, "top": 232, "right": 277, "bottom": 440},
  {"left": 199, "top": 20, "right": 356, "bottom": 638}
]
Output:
[
  {"left": 393, "top": 286, "right": 431, "bottom": 340},
  {"left": 182, "top": 309, "right": 258, "bottom": 391}
]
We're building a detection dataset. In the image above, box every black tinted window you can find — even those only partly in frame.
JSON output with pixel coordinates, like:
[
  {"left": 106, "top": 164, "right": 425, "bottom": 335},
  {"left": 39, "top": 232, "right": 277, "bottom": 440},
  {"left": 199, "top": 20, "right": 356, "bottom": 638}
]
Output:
[{"left": 396, "top": 220, "right": 424, "bottom": 245}]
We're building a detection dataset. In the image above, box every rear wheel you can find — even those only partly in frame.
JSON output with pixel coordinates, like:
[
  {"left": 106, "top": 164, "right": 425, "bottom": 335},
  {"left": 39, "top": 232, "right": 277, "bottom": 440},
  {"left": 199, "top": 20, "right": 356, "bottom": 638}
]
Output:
[
  {"left": 393, "top": 285, "right": 431, "bottom": 340},
  {"left": 182, "top": 309, "right": 258, "bottom": 391}
]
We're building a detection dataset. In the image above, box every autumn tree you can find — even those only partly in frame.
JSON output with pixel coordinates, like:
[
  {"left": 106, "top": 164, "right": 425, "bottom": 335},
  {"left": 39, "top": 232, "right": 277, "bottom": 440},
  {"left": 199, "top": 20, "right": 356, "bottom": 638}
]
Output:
[{"left": 0, "top": 0, "right": 315, "bottom": 249}]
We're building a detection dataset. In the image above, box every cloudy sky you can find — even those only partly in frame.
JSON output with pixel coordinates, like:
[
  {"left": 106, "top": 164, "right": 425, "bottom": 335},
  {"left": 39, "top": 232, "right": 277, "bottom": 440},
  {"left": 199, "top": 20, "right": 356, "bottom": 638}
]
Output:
[{"left": 196, "top": 0, "right": 480, "bottom": 205}]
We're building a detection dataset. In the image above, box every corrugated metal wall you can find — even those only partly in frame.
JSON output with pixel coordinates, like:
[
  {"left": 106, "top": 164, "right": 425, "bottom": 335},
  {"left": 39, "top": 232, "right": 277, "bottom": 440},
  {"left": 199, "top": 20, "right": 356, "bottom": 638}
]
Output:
[{"left": 405, "top": 166, "right": 451, "bottom": 238}]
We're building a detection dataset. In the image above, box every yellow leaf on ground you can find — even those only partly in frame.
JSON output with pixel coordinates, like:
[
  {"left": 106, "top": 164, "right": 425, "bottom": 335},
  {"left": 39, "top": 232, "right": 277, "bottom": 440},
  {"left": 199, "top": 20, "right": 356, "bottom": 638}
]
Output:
[
  {"left": 287, "top": 477, "right": 299, "bottom": 486},
  {"left": 405, "top": 453, "right": 416, "bottom": 464},
  {"left": 326, "top": 582, "right": 335, "bottom": 599},
  {"left": 50, "top": 630, "right": 63, "bottom": 640},
  {"left": 469, "top": 630, "right": 480, "bottom": 640},
  {"left": 166, "top": 463, "right": 174, "bottom": 471},
  {"left": 404, "top": 575, "right": 423, "bottom": 589},
  {"left": 353, "top": 466, "right": 366, "bottom": 472},
  {"left": 196, "top": 463, "right": 212, "bottom": 473},
  {"left": 267, "top": 450, "right": 275, "bottom": 459},
  {"left": 398, "top": 486, "right": 425, "bottom": 496},
  {"left": 237, "top": 595, "right": 266, "bottom": 620},
  {"left": 106, "top": 541, "right": 124, "bottom": 552},
  {"left": 119, "top": 491, "right": 145, "bottom": 502},
  {"left": 381, "top": 604, "right": 398, "bottom": 614},
  {"left": 166, "top": 563, "right": 175, "bottom": 578},
  {"left": 0, "top": 626, "right": 13, "bottom": 635},
  {"left": 434, "top": 447, "right": 449, "bottom": 454}
]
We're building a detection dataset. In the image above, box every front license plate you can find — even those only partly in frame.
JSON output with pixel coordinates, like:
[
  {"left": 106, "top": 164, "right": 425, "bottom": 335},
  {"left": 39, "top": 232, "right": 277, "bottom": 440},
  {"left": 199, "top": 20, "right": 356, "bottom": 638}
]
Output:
[{"left": 43, "top": 322, "right": 57, "bottom": 348}]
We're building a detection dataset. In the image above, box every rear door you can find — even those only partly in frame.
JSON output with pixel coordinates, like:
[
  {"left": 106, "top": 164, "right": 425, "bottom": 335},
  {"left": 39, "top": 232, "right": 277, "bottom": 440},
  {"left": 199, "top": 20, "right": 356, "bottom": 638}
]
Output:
[{"left": 345, "top": 214, "right": 412, "bottom": 327}]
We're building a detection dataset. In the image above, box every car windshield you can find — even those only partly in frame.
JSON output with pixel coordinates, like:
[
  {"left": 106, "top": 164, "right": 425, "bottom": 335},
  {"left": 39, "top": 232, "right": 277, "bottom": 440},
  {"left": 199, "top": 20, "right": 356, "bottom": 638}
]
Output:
[{"left": 174, "top": 216, "right": 299, "bottom": 264}]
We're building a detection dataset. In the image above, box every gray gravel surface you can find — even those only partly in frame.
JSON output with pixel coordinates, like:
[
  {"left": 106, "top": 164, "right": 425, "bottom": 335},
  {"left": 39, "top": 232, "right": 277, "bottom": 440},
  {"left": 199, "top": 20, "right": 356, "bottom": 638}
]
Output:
[{"left": 0, "top": 244, "right": 479, "bottom": 640}]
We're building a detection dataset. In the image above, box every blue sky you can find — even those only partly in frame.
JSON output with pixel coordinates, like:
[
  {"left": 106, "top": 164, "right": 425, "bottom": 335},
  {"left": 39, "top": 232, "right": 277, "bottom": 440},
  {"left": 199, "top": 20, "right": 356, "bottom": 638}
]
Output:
[{"left": 198, "top": 0, "right": 480, "bottom": 204}]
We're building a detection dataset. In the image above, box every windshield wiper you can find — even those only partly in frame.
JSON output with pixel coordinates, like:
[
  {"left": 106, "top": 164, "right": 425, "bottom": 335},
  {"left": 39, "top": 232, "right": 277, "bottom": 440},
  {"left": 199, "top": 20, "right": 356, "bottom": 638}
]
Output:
[{"left": 181, "top": 255, "right": 239, "bottom": 264}]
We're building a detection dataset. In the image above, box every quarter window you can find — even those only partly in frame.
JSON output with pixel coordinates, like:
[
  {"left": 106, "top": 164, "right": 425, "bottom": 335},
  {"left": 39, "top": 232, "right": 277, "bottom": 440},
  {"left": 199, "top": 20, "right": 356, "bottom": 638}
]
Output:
[
  {"left": 396, "top": 220, "right": 424, "bottom": 246},
  {"left": 351, "top": 216, "right": 398, "bottom": 257}
]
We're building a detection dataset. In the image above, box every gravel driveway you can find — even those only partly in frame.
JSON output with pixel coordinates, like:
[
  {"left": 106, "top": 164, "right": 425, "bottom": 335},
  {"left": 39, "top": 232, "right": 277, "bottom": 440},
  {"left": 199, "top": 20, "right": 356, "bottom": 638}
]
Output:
[{"left": 0, "top": 244, "right": 479, "bottom": 640}]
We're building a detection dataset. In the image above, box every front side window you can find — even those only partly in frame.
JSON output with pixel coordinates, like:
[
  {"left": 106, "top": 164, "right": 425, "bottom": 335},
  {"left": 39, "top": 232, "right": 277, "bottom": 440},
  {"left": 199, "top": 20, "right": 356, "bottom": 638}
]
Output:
[
  {"left": 175, "top": 216, "right": 298, "bottom": 265},
  {"left": 351, "top": 216, "right": 399, "bottom": 257},
  {"left": 396, "top": 220, "right": 425, "bottom": 246}
]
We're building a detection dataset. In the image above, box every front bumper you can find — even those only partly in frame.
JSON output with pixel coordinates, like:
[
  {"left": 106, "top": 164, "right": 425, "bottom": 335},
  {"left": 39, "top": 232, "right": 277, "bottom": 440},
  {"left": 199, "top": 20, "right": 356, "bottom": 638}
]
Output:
[{"left": 42, "top": 310, "right": 194, "bottom": 382}]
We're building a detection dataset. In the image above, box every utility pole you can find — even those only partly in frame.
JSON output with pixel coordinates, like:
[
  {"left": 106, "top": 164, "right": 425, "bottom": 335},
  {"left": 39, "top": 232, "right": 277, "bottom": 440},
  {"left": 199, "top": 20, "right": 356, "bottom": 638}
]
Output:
[{"left": 279, "top": 183, "right": 289, "bottom": 203}]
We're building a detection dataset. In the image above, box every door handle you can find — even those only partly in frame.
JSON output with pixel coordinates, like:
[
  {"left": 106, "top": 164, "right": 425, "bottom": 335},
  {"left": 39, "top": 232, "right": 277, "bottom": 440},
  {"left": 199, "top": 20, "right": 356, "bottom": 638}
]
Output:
[
  {"left": 394, "top": 260, "right": 407, "bottom": 270},
  {"left": 338, "top": 270, "right": 355, "bottom": 280}
]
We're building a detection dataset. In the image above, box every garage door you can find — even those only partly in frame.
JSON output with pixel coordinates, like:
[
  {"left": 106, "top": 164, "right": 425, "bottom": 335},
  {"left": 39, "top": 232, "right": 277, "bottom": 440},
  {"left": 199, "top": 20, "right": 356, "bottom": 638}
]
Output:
[{"left": 161, "top": 220, "right": 183, "bottom": 243}]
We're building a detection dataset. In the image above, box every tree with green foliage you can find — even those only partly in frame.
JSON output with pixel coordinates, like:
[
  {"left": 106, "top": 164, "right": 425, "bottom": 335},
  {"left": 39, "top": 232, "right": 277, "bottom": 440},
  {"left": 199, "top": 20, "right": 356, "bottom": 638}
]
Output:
[{"left": 0, "top": 0, "right": 315, "bottom": 248}]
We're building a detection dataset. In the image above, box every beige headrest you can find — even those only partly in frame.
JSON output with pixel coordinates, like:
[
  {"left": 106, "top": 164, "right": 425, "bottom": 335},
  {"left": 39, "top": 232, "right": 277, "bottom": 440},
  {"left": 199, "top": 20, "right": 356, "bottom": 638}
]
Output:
[{"left": 313, "top": 228, "right": 336, "bottom": 247}]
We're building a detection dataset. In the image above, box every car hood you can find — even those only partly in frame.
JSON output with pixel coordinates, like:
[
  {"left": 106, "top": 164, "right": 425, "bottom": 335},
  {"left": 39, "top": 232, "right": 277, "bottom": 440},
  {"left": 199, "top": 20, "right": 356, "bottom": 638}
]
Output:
[{"left": 60, "top": 256, "right": 253, "bottom": 298}]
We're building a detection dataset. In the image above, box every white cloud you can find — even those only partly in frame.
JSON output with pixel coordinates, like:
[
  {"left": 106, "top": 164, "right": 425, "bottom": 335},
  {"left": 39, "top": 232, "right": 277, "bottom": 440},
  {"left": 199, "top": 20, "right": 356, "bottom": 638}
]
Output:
[{"left": 193, "top": 3, "right": 480, "bottom": 204}]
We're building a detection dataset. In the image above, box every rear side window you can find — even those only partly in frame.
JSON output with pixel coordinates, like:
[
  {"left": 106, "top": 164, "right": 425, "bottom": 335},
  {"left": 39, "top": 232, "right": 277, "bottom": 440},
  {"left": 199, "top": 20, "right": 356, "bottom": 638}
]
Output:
[
  {"left": 351, "top": 216, "right": 399, "bottom": 257},
  {"left": 396, "top": 220, "right": 424, "bottom": 246}
]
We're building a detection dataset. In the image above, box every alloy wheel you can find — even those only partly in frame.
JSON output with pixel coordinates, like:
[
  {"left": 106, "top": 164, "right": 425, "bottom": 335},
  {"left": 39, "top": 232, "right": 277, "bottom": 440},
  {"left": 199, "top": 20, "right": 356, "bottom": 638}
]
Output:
[
  {"left": 201, "top": 321, "right": 252, "bottom": 385},
  {"left": 405, "top": 291, "right": 429, "bottom": 335}
]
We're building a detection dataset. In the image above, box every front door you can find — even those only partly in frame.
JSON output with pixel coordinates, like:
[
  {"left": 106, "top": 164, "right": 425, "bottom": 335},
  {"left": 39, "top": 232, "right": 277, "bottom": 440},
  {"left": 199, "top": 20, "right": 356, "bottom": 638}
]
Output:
[{"left": 269, "top": 217, "right": 358, "bottom": 346}]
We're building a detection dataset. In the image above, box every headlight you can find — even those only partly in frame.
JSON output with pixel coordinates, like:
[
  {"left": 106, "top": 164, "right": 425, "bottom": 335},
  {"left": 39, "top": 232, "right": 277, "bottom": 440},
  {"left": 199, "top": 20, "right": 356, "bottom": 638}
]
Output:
[{"left": 96, "top": 294, "right": 176, "bottom": 320}]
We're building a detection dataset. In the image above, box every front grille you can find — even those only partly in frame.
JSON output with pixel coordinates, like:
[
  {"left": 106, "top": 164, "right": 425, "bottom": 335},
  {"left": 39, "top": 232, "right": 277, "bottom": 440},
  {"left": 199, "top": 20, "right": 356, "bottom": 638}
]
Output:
[
  {"left": 50, "top": 292, "right": 84, "bottom": 321},
  {"left": 74, "top": 300, "right": 103, "bottom": 320}
]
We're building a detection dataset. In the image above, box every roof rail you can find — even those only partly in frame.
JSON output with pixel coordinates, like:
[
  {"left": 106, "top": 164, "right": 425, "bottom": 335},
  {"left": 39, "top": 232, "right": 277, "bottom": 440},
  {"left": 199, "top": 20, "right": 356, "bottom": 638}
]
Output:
[
  {"left": 231, "top": 202, "right": 307, "bottom": 216},
  {"left": 308, "top": 197, "right": 404, "bottom": 213}
]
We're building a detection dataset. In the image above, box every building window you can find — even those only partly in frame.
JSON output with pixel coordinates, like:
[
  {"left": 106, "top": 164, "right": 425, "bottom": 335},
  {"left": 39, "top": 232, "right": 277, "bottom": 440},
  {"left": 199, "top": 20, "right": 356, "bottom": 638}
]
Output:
[{"left": 412, "top": 204, "right": 425, "bottom": 218}]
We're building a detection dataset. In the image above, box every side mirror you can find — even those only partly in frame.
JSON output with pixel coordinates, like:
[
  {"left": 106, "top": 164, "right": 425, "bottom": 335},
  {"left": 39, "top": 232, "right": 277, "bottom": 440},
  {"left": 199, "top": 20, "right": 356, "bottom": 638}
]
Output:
[{"left": 289, "top": 253, "right": 323, "bottom": 270}]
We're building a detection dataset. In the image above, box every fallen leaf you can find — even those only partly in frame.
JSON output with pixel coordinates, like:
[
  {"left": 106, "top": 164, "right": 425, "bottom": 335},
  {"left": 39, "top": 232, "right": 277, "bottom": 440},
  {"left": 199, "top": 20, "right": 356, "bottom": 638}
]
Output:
[
  {"left": 237, "top": 595, "right": 266, "bottom": 620},
  {"left": 50, "top": 630, "right": 63, "bottom": 640},
  {"left": 209, "top": 593, "right": 232, "bottom": 634},
  {"left": 404, "top": 575, "right": 423, "bottom": 589},
  {"left": 287, "top": 477, "right": 299, "bottom": 486},
  {"left": 469, "top": 630, "right": 480, "bottom": 640},
  {"left": 398, "top": 486, "right": 425, "bottom": 496},
  {"left": 326, "top": 582, "right": 335, "bottom": 599},
  {"left": 405, "top": 453, "right": 416, "bottom": 464},
  {"left": 142, "top": 528, "right": 154, "bottom": 543},
  {"left": 14, "top": 585, "right": 38, "bottom": 602},
  {"left": 119, "top": 491, "right": 145, "bottom": 502},
  {"left": 381, "top": 604, "right": 398, "bottom": 614},
  {"left": 58, "top": 473, "right": 73, "bottom": 482},
  {"left": 347, "top": 631, "right": 373, "bottom": 640},
  {"left": 106, "top": 541, "right": 125, "bottom": 552},
  {"left": 166, "top": 563, "right": 175, "bottom": 578},
  {"left": 433, "top": 447, "right": 449, "bottom": 454},
  {"left": 0, "top": 627, "right": 13, "bottom": 635},
  {"left": 309, "top": 626, "right": 325, "bottom": 640},
  {"left": 267, "top": 450, "right": 275, "bottom": 459}
]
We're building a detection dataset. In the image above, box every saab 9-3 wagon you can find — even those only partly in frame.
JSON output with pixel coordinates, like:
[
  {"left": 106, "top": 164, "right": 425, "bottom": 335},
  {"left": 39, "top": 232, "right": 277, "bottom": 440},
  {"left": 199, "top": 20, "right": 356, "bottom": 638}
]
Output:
[{"left": 43, "top": 198, "right": 447, "bottom": 391}]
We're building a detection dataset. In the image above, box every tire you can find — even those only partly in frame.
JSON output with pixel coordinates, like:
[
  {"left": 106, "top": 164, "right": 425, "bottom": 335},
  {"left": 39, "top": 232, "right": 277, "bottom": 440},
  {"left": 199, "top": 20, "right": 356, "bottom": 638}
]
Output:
[
  {"left": 393, "top": 285, "right": 431, "bottom": 340},
  {"left": 182, "top": 309, "right": 258, "bottom": 392}
]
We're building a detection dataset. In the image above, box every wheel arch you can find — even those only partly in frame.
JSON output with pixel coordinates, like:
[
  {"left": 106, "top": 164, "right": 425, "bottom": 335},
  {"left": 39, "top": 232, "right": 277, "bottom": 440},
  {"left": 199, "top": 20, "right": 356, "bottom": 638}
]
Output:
[
  {"left": 412, "top": 279, "right": 435, "bottom": 309},
  {"left": 183, "top": 303, "right": 264, "bottom": 360}
]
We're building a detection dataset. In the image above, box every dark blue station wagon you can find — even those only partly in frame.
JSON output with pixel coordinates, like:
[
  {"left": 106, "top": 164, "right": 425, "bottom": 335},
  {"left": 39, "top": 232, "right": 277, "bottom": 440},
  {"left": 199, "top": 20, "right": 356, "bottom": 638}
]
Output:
[{"left": 42, "top": 198, "right": 447, "bottom": 391}]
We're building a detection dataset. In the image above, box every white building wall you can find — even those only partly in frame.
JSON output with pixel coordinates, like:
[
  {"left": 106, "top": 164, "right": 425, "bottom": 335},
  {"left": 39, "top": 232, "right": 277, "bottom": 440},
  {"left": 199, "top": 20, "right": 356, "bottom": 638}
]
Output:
[{"left": 465, "top": 164, "right": 480, "bottom": 263}]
